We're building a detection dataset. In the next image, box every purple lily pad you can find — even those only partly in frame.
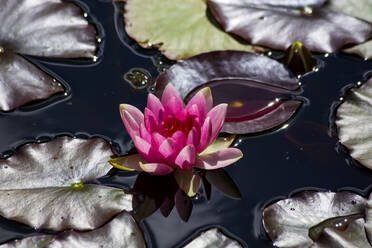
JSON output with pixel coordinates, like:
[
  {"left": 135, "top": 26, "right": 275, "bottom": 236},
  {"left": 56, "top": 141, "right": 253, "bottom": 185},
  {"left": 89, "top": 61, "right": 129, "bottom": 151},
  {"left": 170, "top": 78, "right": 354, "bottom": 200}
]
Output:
[
  {"left": 155, "top": 51, "right": 302, "bottom": 134},
  {"left": 262, "top": 191, "right": 367, "bottom": 248},
  {"left": 0, "top": 0, "right": 98, "bottom": 111},
  {"left": 207, "top": 0, "right": 372, "bottom": 53},
  {"left": 0, "top": 136, "right": 132, "bottom": 231},
  {"left": 0, "top": 212, "right": 146, "bottom": 248}
]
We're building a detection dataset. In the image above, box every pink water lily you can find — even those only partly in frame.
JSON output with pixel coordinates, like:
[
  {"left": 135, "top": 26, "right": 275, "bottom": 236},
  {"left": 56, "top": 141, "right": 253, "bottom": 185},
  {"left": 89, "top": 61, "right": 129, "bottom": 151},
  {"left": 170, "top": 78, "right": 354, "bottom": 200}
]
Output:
[{"left": 110, "top": 84, "right": 242, "bottom": 195}]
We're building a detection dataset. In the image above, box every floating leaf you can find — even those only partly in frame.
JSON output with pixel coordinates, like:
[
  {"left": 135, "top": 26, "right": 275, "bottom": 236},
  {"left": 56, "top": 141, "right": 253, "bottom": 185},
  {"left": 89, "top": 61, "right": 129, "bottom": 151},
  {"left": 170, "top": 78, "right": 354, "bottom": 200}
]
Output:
[
  {"left": 0, "top": 212, "right": 146, "bottom": 248},
  {"left": 155, "top": 51, "right": 302, "bottom": 134},
  {"left": 312, "top": 218, "right": 371, "bottom": 248},
  {"left": 205, "top": 169, "right": 242, "bottom": 199},
  {"left": 364, "top": 192, "right": 372, "bottom": 242},
  {"left": 0, "top": 136, "right": 132, "bottom": 231},
  {"left": 124, "top": 0, "right": 258, "bottom": 60},
  {"left": 207, "top": 0, "right": 372, "bottom": 53},
  {"left": 183, "top": 228, "right": 242, "bottom": 248},
  {"left": 0, "top": 0, "right": 98, "bottom": 111},
  {"left": 336, "top": 78, "right": 372, "bottom": 170},
  {"left": 262, "top": 191, "right": 366, "bottom": 248},
  {"left": 326, "top": 0, "right": 372, "bottom": 59}
]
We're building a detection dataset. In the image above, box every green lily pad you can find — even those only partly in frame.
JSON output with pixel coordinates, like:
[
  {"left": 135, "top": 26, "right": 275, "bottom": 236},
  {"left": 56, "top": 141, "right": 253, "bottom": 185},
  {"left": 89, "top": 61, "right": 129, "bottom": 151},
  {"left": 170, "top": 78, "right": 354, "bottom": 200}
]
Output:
[
  {"left": 326, "top": 0, "right": 372, "bottom": 59},
  {"left": 0, "top": 212, "right": 145, "bottom": 248},
  {"left": 0, "top": 136, "right": 132, "bottom": 231},
  {"left": 124, "top": 0, "right": 259, "bottom": 60}
]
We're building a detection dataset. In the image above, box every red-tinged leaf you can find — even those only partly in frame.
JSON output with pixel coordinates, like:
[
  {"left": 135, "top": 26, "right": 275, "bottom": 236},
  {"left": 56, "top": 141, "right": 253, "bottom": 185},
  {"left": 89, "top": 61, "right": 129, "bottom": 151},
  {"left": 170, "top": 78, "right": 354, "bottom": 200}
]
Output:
[{"left": 156, "top": 51, "right": 302, "bottom": 134}]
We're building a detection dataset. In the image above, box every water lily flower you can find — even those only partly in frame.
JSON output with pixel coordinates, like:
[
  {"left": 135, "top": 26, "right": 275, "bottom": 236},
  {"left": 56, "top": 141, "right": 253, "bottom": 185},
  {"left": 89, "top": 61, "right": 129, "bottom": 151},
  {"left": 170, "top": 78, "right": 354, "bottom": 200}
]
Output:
[{"left": 110, "top": 84, "right": 243, "bottom": 196}]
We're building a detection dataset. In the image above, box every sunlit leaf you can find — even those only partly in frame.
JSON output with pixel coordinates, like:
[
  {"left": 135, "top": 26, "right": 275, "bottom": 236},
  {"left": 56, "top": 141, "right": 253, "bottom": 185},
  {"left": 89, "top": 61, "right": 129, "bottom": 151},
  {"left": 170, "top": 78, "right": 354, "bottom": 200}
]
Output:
[
  {"left": 262, "top": 191, "right": 366, "bottom": 248},
  {"left": 156, "top": 51, "right": 302, "bottom": 134},
  {"left": 336, "top": 78, "right": 372, "bottom": 170},
  {"left": 0, "top": 212, "right": 146, "bottom": 248},
  {"left": 183, "top": 228, "right": 242, "bottom": 248},
  {"left": 207, "top": 0, "right": 372, "bottom": 53},
  {"left": 205, "top": 169, "right": 242, "bottom": 199},
  {"left": 326, "top": 0, "right": 372, "bottom": 59},
  {"left": 0, "top": 0, "right": 98, "bottom": 111},
  {"left": 200, "top": 135, "right": 236, "bottom": 156},
  {"left": 0, "top": 136, "right": 132, "bottom": 231},
  {"left": 124, "top": 0, "right": 258, "bottom": 60}
]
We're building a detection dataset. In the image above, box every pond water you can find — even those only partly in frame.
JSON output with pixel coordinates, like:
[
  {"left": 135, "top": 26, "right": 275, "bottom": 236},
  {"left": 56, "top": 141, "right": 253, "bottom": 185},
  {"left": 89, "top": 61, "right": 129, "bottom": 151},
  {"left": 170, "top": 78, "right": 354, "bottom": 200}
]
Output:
[{"left": 0, "top": 0, "right": 372, "bottom": 247}]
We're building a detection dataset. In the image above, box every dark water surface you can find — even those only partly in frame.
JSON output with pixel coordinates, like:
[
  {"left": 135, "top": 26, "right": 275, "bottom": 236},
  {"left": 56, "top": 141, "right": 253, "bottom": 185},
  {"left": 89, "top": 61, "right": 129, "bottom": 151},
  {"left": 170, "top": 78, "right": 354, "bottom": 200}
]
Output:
[{"left": 1, "top": 1, "right": 372, "bottom": 247}]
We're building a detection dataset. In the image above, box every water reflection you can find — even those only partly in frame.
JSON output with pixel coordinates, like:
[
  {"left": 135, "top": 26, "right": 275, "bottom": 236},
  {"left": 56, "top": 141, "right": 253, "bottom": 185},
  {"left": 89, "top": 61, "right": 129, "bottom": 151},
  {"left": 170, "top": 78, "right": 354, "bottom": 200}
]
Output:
[{"left": 131, "top": 168, "right": 242, "bottom": 222}]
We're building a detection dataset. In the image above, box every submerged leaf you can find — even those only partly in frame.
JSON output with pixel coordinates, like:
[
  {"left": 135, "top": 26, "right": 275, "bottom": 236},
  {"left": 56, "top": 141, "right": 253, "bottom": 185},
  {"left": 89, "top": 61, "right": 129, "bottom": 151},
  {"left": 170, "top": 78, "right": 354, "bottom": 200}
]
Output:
[
  {"left": 0, "top": 0, "right": 98, "bottom": 111},
  {"left": 156, "top": 51, "right": 302, "bottom": 134},
  {"left": 175, "top": 189, "right": 193, "bottom": 222},
  {"left": 0, "top": 212, "right": 146, "bottom": 248},
  {"left": 183, "top": 228, "right": 242, "bottom": 248},
  {"left": 124, "top": 0, "right": 257, "bottom": 60},
  {"left": 174, "top": 169, "right": 201, "bottom": 197},
  {"left": 0, "top": 136, "right": 132, "bottom": 231},
  {"left": 336, "top": 78, "right": 372, "bottom": 170},
  {"left": 208, "top": 0, "right": 372, "bottom": 53},
  {"left": 262, "top": 191, "right": 366, "bottom": 248}
]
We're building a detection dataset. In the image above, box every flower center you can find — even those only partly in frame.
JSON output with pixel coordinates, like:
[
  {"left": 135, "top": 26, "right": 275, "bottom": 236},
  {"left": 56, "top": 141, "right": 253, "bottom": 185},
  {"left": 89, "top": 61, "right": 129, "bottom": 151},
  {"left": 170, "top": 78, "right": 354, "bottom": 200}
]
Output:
[{"left": 161, "top": 115, "right": 194, "bottom": 137}]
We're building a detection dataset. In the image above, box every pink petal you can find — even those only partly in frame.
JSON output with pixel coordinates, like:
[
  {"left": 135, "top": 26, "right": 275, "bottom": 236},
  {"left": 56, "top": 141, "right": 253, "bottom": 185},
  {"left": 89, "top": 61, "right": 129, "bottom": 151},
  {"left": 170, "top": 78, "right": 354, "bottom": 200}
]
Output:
[
  {"left": 194, "top": 148, "right": 243, "bottom": 170},
  {"left": 172, "top": 131, "right": 187, "bottom": 152},
  {"left": 134, "top": 136, "right": 152, "bottom": 159},
  {"left": 198, "top": 116, "right": 212, "bottom": 152},
  {"left": 139, "top": 162, "right": 174, "bottom": 175},
  {"left": 139, "top": 123, "right": 151, "bottom": 143},
  {"left": 166, "top": 96, "right": 184, "bottom": 116},
  {"left": 175, "top": 145, "right": 196, "bottom": 170},
  {"left": 161, "top": 83, "right": 182, "bottom": 106},
  {"left": 206, "top": 104, "right": 228, "bottom": 146},
  {"left": 187, "top": 127, "right": 199, "bottom": 148},
  {"left": 151, "top": 132, "right": 166, "bottom": 148},
  {"left": 186, "top": 87, "right": 213, "bottom": 120},
  {"left": 147, "top": 94, "right": 164, "bottom": 121},
  {"left": 119, "top": 104, "right": 144, "bottom": 140},
  {"left": 187, "top": 103, "right": 200, "bottom": 117},
  {"left": 159, "top": 138, "right": 177, "bottom": 163},
  {"left": 144, "top": 108, "right": 159, "bottom": 133},
  {"left": 109, "top": 154, "right": 147, "bottom": 172}
]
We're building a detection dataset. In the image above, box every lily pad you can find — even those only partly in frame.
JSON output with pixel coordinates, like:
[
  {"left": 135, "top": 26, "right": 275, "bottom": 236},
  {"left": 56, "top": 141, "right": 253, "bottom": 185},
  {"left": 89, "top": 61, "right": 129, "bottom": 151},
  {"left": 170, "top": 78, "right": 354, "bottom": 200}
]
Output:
[
  {"left": 0, "top": 0, "right": 98, "bottom": 111},
  {"left": 326, "top": 0, "right": 372, "bottom": 59},
  {"left": 0, "top": 136, "right": 132, "bottom": 231},
  {"left": 183, "top": 228, "right": 242, "bottom": 248},
  {"left": 207, "top": 0, "right": 372, "bottom": 53},
  {"left": 0, "top": 212, "right": 146, "bottom": 248},
  {"left": 336, "top": 78, "right": 372, "bottom": 170},
  {"left": 155, "top": 51, "right": 302, "bottom": 134},
  {"left": 262, "top": 191, "right": 366, "bottom": 248},
  {"left": 124, "top": 0, "right": 258, "bottom": 60}
]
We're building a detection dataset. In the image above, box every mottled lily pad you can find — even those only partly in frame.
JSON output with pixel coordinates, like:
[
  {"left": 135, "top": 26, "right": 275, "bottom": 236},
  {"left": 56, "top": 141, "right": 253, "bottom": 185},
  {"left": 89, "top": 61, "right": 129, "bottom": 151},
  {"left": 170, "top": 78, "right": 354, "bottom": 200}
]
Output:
[
  {"left": 208, "top": 0, "right": 372, "bottom": 53},
  {"left": 336, "top": 78, "right": 372, "bottom": 170},
  {"left": 326, "top": 0, "right": 372, "bottom": 59},
  {"left": 0, "top": 212, "right": 145, "bottom": 248},
  {"left": 263, "top": 191, "right": 366, "bottom": 248},
  {"left": 0, "top": 0, "right": 98, "bottom": 111},
  {"left": 183, "top": 228, "right": 242, "bottom": 248},
  {"left": 155, "top": 51, "right": 302, "bottom": 134},
  {"left": 0, "top": 136, "right": 132, "bottom": 231},
  {"left": 124, "top": 0, "right": 258, "bottom": 60}
]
